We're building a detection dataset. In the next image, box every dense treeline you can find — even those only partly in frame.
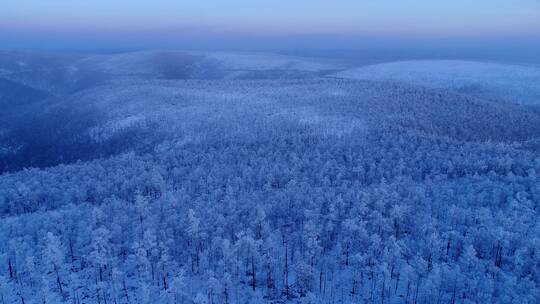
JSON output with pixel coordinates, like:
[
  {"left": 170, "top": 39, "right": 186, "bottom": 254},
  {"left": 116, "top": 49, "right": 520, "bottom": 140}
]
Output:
[
  {"left": 1, "top": 122, "right": 539, "bottom": 303},
  {"left": 1, "top": 52, "right": 540, "bottom": 303},
  {"left": 4, "top": 78, "right": 540, "bottom": 173}
]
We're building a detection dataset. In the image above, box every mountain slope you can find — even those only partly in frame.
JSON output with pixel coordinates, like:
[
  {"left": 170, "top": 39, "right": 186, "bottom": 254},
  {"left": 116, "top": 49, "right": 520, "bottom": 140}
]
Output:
[
  {"left": 0, "top": 52, "right": 539, "bottom": 304},
  {"left": 333, "top": 60, "right": 540, "bottom": 105}
]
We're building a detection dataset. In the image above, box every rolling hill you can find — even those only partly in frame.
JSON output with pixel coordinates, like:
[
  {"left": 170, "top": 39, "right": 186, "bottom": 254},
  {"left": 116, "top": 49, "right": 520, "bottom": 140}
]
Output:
[
  {"left": 333, "top": 60, "right": 540, "bottom": 105},
  {"left": 0, "top": 51, "right": 539, "bottom": 303}
]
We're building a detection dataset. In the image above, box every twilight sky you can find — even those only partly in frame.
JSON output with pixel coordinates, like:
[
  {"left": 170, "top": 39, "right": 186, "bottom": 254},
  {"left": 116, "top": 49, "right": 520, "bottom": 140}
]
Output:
[{"left": 1, "top": 0, "right": 540, "bottom": 52}]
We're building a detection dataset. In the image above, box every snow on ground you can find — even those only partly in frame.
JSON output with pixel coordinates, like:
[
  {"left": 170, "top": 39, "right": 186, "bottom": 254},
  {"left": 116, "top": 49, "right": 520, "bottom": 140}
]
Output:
[
  {"left": 79, "top": 52, "right": 162, "bottom": 76},
  {"left": 196, "top": 51, "right": 339, "bottom": 72},
  {"left": 333, "top": 60, "right": 540, "bottom": 105},
  {"left": 1, "top": 51, "right": 540, "bottom": 304},
  {"left": 73, "top": 79, "right": 369, "bottom": 145}
]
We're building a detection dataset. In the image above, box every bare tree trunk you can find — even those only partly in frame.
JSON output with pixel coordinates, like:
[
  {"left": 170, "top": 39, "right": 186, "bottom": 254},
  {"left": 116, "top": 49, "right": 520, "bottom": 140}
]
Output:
[
  {"left": 395, "top": 272, "right": 400, "bottom": 293},
  {"left": 8, "top": 258, "right": 14, "bottom": 279},
  {"left": 381, "top": 274, "right": 386, "bottom": 304},
  {"left": 450, "top": 279, "right": 457, "bottom": 304},
  {"left": 55, "top": 266, "right": 64, "bottom": 295},
  {"left": 123, "top": 278, "right": 130, "bottom": 304},
  {"left": 494, "top": 242, "right": 503, "bottom": 268},
  {"left": 284, "top": 242, "right": 289, "bottom": 299},
  {"left": 405, "top": 280, "right": 410, "bottom": 303},
  {"left": 319, "top": 270, "right": 323, "bottom": 294},
  {"left": 251, "top": 256, "right": 256, "bottom": 291},
  {"left": 223, "top": 286, "right": 229, "bottom": 304},
  {"left": 414, "top": 276, "right": 421, "bottom": 304}
]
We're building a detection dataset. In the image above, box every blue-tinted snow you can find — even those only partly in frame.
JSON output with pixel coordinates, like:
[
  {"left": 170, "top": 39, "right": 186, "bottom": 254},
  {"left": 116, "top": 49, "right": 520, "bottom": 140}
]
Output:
[
  {"left": 0, "top": 51, "right": 539, "bottom": 303},
  {"left": 334, "top": 60, "right": 540, "bottom": 105}
]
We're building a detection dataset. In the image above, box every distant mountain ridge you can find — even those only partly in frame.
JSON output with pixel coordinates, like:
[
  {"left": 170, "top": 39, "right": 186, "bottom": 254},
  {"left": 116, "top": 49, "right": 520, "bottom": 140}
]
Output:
[{"left": 333, "top": 60, "right": 540, "bottom": 105}]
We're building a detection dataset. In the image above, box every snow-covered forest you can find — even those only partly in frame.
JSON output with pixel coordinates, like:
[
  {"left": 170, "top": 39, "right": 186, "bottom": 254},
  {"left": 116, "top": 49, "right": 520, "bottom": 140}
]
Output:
[{"left": 0, "top": 51, "right": 539, "bottom": 303}]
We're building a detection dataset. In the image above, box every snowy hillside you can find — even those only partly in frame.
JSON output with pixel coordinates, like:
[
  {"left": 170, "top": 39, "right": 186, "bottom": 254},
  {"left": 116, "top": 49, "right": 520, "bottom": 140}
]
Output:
[
  {"left": 0, "top": 51, "right": 539, "bottom": 304},
  {"left": 333, "top": 60, "right": 540, "bottom": 105},
  {"left": 0, "top": 50, "right": 339, "bottom": 95}
]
